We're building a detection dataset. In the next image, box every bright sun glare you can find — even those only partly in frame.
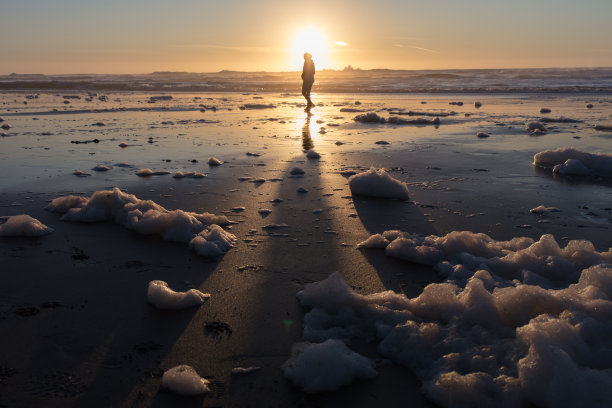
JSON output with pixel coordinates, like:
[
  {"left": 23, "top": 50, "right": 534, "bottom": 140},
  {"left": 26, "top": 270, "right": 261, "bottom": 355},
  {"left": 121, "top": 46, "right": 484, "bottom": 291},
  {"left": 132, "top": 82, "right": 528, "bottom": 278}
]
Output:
[{"left": 291, "top": 27, "right": 330, "bottom": 69}]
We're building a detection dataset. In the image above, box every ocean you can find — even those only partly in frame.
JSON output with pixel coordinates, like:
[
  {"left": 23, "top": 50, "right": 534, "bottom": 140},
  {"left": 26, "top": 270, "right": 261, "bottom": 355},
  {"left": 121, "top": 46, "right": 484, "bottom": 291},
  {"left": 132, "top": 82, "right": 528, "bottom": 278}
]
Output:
[{"left": 2, "top": 67, "right": 612, "bottom": 94}]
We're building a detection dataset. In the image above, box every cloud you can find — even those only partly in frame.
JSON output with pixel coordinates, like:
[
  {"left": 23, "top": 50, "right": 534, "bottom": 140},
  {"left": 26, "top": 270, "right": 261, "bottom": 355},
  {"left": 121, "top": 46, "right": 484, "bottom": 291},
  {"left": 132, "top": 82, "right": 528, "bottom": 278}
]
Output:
[
  {"left": 410, "top": 45, "right": 440, "bottom": 54},
  {"left": 333, "top": 41, "right": 348, "bottom": 47},
  {"left": 175, "top": 44, "right": 284, "bottom": 53}
]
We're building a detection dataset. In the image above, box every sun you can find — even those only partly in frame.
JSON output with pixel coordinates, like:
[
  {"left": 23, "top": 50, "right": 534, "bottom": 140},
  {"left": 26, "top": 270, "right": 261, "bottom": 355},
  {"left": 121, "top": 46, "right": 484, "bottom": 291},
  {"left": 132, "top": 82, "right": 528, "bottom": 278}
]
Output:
[{"left": 290, "top": 27, "right": 330, "bottom": 69}]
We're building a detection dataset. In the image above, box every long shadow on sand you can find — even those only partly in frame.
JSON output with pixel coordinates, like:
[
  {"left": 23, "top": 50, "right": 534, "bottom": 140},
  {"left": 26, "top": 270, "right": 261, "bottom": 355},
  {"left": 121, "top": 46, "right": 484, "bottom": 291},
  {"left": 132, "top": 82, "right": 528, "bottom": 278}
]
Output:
[
  {"left": 0, "top": 208, "right": 229, "bottom": 408},
  {"left": 217, "top": 115, "right": 439, "bottom": 407},
  {"left": 351, "top": 191, "right": 443, "bottom": 296}
]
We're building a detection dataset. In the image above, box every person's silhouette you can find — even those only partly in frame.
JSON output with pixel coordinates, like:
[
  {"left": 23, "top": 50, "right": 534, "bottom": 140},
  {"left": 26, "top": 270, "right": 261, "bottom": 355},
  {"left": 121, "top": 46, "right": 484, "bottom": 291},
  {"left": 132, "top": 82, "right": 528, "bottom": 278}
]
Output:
[{"left": 301, "top": 52, "right": 315, "bottom": 111}]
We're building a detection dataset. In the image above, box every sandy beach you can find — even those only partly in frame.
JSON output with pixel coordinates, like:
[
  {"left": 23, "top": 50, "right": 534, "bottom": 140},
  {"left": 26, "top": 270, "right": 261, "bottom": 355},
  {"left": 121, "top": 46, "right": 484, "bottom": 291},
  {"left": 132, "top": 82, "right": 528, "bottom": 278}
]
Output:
[{"left": 1, "top": 87, "right": 612, "bottom": 407}]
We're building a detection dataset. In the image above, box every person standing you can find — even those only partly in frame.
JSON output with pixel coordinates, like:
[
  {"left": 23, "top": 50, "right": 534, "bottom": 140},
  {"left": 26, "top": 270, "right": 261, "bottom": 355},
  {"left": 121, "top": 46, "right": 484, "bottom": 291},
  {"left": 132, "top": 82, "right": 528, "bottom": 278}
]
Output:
[{"left": 301, "top": 53, "right": 315, "bottom": 111}]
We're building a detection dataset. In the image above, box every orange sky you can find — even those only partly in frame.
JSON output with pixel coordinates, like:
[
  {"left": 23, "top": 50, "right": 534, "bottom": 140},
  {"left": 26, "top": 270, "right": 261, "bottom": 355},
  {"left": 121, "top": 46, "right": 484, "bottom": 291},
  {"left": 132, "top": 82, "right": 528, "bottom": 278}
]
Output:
[{"left": 1, "top": 0, "right": 612, "bottom": 74}]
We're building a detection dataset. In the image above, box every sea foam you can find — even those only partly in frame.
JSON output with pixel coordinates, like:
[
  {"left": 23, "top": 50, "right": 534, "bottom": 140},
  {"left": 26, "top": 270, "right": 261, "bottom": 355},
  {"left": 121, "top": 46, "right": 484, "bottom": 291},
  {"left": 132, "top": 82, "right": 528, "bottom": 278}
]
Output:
[
  {"left": 0, "top": 214, "right": 54, "bottom": 237},
  {"left": 147, "top": 280, "right": 210, "bottom": 310},
  {"left": 294, "top": 230, "right": 612, "bottom": 406},
  {"left": 349, "top": 168, "right": 409, "bottom": 200},
  {"left": 534, "top": 147, "right": 612, "bottom": 176},
  {"left": 46, "top": 188, "right": 235, "bottom": 256}
]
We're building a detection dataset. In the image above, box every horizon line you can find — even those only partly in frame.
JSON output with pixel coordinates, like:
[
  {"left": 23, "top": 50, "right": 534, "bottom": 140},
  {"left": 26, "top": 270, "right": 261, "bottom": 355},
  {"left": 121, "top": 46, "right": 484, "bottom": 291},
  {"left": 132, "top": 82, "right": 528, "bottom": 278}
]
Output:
[{"left": 2, "top": 66, "right": 612, "bottom": 77}]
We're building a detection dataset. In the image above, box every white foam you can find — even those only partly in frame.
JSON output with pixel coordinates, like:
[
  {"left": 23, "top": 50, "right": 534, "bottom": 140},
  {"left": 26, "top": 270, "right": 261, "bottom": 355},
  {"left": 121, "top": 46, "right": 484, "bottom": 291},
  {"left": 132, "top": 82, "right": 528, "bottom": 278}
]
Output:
[
  {"left": 534, "top": 147, "right": 612, "bottom": 177},
  {"left": 530, "top": 205, "right": 560, "bottom": 214},
  {"left": 46, "top": 195, "right": 89, "bottom": 213},
  {"left": 297, "top": 230, "right": 612, "bottom": 406},
  {"left": 553, "top": 159, "right": 592, "bottom": 176},
  {"left": 349, "top": 168, "right": 409, "bottom": 200},
  {"left": 161, "top": 365, "right": 210, "bottom": 396},
  {"left": 173, "top": 171, "right": 206, "bottom": 179},
  {"left": 136, "top": 168, "right": 170, "bottom": 177},
  {"left": 47, "top": 188, "right": 235, "bottom": 257},
  {"left": 282, "top": 339, "right": 377, "bottom": 392},
  {"left": 189, "top": 224, "right": 237, "bottom": 257},
  {"left": 231, "top": 366, "right": 261, "bottom": 375},
  {"left": 147, "top": 280, "right": 210, "bottom": 310},
  {"left": 0, "top": 214, "right": 54, "bottom": 237},
  {"left": 357, "top": 233, "right": 389, "bottom": 249},
  {"left": 208, "top": 157, "right": 223, "bottom": 166}
]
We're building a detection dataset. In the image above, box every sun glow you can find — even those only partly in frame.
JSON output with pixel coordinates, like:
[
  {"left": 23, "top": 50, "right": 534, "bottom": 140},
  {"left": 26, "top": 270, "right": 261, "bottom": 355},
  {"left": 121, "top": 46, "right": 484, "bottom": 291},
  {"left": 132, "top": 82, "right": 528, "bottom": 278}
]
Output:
[{"left": 290, "top": 27, "right": 330, "bottom": 69}]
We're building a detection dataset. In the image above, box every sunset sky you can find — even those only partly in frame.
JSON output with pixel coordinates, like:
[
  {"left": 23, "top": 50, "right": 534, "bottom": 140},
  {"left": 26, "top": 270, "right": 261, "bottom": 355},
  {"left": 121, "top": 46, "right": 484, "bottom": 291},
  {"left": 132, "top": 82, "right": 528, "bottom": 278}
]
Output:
[{"left": 2, "top": 0, "right": 612, "bottom": 74}]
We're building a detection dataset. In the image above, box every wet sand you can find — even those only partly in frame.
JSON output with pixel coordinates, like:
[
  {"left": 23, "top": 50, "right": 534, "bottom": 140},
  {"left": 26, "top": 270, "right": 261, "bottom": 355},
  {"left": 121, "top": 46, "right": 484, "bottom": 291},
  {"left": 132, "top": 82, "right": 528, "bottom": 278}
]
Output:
[{"left": 1, "top": 92, "right": 611, "bottom": 407}]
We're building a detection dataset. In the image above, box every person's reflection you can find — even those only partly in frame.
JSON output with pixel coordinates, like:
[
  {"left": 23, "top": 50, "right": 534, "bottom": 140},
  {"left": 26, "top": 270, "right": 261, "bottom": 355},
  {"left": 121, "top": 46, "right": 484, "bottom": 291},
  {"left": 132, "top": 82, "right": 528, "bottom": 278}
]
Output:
[{"left": 302, "top": 114, "right": 314, "bottom": 151}]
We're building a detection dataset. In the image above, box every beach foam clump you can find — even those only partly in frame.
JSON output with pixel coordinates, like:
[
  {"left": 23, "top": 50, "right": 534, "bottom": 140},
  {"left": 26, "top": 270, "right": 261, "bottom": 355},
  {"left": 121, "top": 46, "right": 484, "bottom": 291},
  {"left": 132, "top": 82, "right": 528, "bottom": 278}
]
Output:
[
  {"left": 533, "top": 147, "right": 612, "bottom": 177},
  {"left": 46, "top": 188, "right": 235, "bottom": 256},
  {"left": 349, "top": 168, "right": 409, "bottom": 200},
  {"left": 173, "top": 171, "right": 206, "bottom": 179},
  {"left": 282, "top": 339, "right": 377, "bottom": 392},
  {"left": 530, "top": 205, "right": 560, "bottom": 215},
  {"left": 147, "top": 280, "right": 210, "bottom": 310},
  {"left": 208, "top": 157, "right": 223, "bottom": 166},
  {"left": 294, "top": 230, "right": 612, "bottom": 406},
  {"left": 136, "top": 168, "right": 171, "bottom": 177},
  {"left": 0, "top": 214, "right": 54, "bottom": 237},
  {"left": 161, "top": 365, "right": 210, "bottom": 396}
]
